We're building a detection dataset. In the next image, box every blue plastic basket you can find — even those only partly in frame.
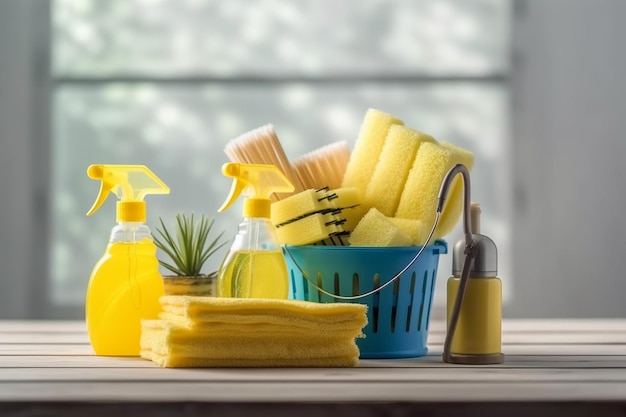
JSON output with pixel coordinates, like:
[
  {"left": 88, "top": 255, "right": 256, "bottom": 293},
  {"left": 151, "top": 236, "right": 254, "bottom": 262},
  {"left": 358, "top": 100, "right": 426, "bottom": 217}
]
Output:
[{"left": 283, "top": 241, "right": 447, "bottom": 359}]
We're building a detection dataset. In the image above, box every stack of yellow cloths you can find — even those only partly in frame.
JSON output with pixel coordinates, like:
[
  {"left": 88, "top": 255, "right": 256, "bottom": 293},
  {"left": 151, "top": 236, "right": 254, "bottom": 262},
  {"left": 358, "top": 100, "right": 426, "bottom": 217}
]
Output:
[{"left": 140, "top": 296, "right": 368, "bottom": 368}]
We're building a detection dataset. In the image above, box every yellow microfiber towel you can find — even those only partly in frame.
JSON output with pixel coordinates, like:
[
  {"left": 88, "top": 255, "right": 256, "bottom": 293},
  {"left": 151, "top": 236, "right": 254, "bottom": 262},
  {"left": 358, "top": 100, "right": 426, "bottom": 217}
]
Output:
[
  {"left": 140, "top": 320, "right": 360, "bottom": 367},
  {"left": 143, "top": 351, "right": 360, "bottom": 368},
  {"left": 159, "top": 296, "right": 366, "bottom": 328},
  {"left": 158, "top": 312, "right": 364, "bottom": 338},
  {"left": 140, "top": 296, "right": 368, "bottom": 368},
  {"left": 150, "top": 313, "right": 363, "bottom": 338}
]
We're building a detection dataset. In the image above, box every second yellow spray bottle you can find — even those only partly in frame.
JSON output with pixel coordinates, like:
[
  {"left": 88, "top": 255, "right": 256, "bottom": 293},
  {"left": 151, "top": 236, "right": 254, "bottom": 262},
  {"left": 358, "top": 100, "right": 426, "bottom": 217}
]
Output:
[{"left": 216, "top": 163, "right": 294, "bottom": 299}]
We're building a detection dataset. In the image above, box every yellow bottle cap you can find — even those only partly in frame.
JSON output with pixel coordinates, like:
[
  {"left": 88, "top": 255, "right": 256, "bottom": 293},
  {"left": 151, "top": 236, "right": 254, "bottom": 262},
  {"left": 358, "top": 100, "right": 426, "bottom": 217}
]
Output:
[
  {"left": 116, "top": 201, "right": 146, "bottom": 222},
  {"left": 243, "top": 198, "right": 271, "bottom": 218}
]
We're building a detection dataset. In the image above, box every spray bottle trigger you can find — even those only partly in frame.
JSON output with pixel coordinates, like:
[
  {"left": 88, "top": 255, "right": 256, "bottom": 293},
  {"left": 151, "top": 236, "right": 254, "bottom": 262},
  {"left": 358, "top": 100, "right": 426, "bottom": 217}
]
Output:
[
  {"left": 86, "top": 164, "right": 169, "bottom": 219},
  {"left": 86, "top": 165, "right": 117, "bottom": 216},
  {"left": 218, "top": 175, "right": 248, "bottom": 213},
  {"left": 87, "top": 181, "right": 115, "bottom": 216}
]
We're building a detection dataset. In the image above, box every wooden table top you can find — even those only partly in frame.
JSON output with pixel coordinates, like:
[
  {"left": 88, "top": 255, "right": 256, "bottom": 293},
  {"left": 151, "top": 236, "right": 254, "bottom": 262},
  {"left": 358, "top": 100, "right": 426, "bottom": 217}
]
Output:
[{"left": 2, "top": 319, "right": 626, "bottom": 416}]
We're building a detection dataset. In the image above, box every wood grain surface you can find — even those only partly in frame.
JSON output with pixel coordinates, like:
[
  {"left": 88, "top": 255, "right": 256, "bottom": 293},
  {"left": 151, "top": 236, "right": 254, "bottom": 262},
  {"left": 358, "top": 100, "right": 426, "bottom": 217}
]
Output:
[{"left": 2, "top": 319, "right": 626, "bottom": 416}]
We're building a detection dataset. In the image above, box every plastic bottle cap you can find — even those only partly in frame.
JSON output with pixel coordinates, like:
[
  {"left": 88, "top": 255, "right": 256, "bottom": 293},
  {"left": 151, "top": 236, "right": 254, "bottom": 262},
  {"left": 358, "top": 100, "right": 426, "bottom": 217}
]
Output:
[
  {"left": 243, "top": 198, "right": 270, "bottom": 218},
  {"left": 117, "top": 201, "right": 146, "bottom": 222},
  {"left": 470, "top": 202, "right": 481, "bottom": 234},
  {"left": 452, "top": 202, "right": 498, "bottom": 277}
]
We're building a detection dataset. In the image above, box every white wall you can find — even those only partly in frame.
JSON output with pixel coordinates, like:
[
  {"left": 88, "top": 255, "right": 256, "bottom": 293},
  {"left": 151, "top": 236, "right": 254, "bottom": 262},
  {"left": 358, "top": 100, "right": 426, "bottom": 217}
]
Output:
[
  {"left": 0, "top": 1, "right": 50, "bottom": 318},
  {"left": 507, "top": 0, "right": 626, "bottom": 317}
]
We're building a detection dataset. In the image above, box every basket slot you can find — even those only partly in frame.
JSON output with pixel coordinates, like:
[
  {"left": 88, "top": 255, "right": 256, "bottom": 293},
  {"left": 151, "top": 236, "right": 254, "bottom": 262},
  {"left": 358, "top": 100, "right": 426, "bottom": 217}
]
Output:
[
  {"left": 396, "top": 269, "right": 416, "bottom": 334},
  {"left": 335, "top": 271, "right": 355, "bottom": 299},
  {"left": 390, "top": 278, "right": 400, "bottom": 333},
  {"left": 301, "top": 271, "right": 318, "bottom": 302},
  {"left": 377, "top": 272, "right": 399, "bottom": 336},
  {"left": 316, "top": 272, "right": 329, "bottom": 303},
  {"left": 405, "top": 272, "right": 417, "bottom": 332},
  {"left": 354, "top": 271, "right": 376, "bottom": 336},
  {"left": 416, "top": 269, "right": 429, "bottom": 331},
  {"left": 290, "top": 271, "right": 299, "bottom": 300},
  {"left": 371, "top": 273, "right": 380, "bottom": 333},
  {"left": 424, "top": 267, "right": 437, "bottom": 331}
]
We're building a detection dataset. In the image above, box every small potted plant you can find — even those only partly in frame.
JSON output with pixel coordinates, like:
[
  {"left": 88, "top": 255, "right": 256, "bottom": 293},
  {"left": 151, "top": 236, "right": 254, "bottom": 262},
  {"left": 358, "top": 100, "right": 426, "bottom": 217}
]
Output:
[{"left": 153, "top": 213, "right": 227, "bottom": 296}]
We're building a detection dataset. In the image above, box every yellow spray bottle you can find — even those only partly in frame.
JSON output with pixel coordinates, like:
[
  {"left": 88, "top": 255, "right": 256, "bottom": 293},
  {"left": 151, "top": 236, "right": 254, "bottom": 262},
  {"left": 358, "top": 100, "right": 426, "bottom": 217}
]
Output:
[
  {"left": 217, "top": 163, "right": 294, "bottom": 299},
  {"left": 85, "top": 164, "right": 170, "bottom": 356}
]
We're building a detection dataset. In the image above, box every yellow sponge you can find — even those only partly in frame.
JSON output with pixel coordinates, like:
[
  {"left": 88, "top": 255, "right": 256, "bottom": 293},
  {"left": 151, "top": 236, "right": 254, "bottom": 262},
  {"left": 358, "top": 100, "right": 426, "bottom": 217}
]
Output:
[
  {"left": 349, "top": 208, "right": 412, "bottom": 247},
  {"left": 276, "top": 212, "right": 344, "bottom": 246},
  {"left": 329, "top": 187, "right": 360, "bottom": 209},
  {"left": 434, "top": 142, "right": 475, "bottom": 239},
  {"left": 341, "top": 109, "right": 403, "bottom": 194},
  {"left": 328, "top": 187, "right": 367, "bottom": 232},
  {"left": 340, "top": 205, "right": 368, "bottom": 233},
  {"left": 388, "top": 217, "right": 430, "bottom": 246},
  {"left": 365, "top": 125, "right": 436, "bottom": 216},
  {"left": 395, "top": 141, "right": 474, "bottom": 240},
  {"left": 271, "top": 188, "right": 332, "bottom": 226}
]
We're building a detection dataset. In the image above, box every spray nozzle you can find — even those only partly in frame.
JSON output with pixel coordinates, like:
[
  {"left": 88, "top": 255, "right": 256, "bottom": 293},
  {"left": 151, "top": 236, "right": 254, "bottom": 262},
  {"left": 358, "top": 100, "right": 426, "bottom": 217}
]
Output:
[
  {"left": 86, "top": 164, "right": 170, "bottom": 222},
  {"left": 219, "top": 162, "right": 294, "bottom": 218}
]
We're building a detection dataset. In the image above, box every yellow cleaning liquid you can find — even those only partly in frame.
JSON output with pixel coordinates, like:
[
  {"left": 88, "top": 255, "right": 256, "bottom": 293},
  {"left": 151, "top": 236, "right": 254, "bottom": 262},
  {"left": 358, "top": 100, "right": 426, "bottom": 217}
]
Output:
[
  {"left": 217, "top": 250, "right": 288, "bottom": 299},
  {"left": 86, "top": 239, "right": 164, "bottom": 356}
]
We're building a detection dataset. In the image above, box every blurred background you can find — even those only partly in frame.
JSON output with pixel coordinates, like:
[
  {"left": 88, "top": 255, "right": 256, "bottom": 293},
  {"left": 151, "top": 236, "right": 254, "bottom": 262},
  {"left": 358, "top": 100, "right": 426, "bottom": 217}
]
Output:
[{"left": 0, "top": 0, "right": 624, "bottom": 319}]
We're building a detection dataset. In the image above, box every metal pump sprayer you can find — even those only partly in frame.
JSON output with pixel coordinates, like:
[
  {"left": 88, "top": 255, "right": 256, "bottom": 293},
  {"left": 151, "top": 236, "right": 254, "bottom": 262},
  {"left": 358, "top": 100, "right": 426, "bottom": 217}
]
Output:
[{"left": 438, "top": 164, "right": 504, "bottom": 365}]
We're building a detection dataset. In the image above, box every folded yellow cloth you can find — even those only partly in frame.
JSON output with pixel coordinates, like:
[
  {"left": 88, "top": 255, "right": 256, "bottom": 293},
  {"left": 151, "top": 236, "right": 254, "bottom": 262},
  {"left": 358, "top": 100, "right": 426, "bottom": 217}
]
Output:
[
  {"left": 143, "top": 350, "right": 359, "bottom": 368},
  {"left": 140, "top": 319, "right": 360, "bottom": 367},
  {"left": 158, "top": 313, "right": 364, "bottom": 339},
  {"left": 140, "top": 296, "right": 368, "bottom": 368},
  {"left": 159, "top": 295, "right": 368, "bottom": 331}
]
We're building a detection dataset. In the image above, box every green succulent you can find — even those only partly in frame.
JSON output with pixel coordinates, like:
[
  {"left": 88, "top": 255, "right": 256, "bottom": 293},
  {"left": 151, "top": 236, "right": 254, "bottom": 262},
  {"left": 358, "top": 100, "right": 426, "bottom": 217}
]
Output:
[{"left": 153, "top": 213, "right": 227, "bottom": 277}]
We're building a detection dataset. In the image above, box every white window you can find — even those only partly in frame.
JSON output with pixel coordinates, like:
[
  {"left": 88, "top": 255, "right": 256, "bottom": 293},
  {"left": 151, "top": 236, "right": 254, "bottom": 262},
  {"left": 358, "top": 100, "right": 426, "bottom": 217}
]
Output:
[{"left": 49, "top": 0, "right": 512, "bottom": 316}]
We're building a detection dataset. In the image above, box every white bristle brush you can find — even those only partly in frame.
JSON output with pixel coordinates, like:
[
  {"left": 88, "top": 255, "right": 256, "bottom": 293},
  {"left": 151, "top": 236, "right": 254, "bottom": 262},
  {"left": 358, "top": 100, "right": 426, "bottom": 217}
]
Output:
[
  {"left": 224, "top": 124, "right": 305, "bottom": 200},
  {"left": 292, "top": 141, "right": 351, "bottom": 190}
]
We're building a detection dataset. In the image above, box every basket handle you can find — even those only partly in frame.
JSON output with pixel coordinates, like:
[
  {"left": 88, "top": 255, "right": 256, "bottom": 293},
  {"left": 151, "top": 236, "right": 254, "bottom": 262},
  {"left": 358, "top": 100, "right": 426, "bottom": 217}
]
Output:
[
  {"left": 441, "top": 163, "right": 477, "bottom": 363},
  {"left": 282, "top": 211, "right": 441, "bottom": 300}
]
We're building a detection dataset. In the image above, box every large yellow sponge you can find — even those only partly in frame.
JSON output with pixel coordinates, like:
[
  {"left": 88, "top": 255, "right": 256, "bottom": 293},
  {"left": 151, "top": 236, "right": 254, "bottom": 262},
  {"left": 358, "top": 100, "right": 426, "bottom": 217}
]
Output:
[
  {"left": 349, "top": 208, "right": 412, "bottom": 247},
  {"left": 388, "top": 217, "right": 430, "bottom": 246},
  {"left": 395, "top": 141, "right": 474, "bottom": 240},
  {"left": 365, "top": 125, "right": 436, "bottom": 216},
  {"left": 341, "top": 109, "right": 403, "bottom": 194},
  {"left": 329, "top": 187, "right": 360, "bottom": 209}
]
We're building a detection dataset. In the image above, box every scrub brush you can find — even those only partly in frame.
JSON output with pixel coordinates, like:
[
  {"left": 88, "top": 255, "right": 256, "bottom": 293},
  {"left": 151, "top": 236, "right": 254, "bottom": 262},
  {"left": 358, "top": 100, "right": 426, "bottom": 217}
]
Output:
[
  {"left": 292, "top": 141, "right": 351, "bottom": 190},
  {"left": 224, "top": 124, "right": 305, "bottom": 200}
]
